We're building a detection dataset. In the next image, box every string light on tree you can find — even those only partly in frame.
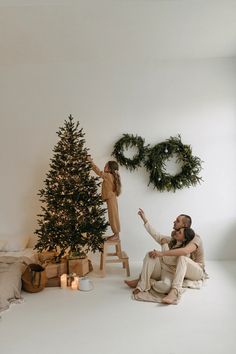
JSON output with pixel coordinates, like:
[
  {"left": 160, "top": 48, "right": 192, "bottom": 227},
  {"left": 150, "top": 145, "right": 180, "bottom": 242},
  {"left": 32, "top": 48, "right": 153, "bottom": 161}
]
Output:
[{"left": 34, "top": 115, "right": 108, "bottom": 260}]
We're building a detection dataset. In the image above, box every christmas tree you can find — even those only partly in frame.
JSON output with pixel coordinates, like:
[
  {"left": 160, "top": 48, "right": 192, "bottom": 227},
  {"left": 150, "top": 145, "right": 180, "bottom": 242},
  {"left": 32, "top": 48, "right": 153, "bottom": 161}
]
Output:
[{"left": 34, "top": 115, "right": 108, "bottom": 260}]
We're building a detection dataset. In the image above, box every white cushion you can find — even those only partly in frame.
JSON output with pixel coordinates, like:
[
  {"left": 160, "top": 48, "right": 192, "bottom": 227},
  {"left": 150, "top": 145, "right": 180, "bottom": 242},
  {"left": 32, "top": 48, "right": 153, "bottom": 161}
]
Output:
[{"left": 0, "top": 236, "right": 29, "bottom": 252}]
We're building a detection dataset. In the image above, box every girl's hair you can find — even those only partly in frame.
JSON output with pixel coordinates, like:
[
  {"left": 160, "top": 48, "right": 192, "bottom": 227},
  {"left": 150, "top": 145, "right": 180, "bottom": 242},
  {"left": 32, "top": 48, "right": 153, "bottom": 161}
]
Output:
[
  {"left": 107, "top": 161, "right": 121, "bottom": 196},
  {"left": 169, "top": 227, "right": 195, "bottom": 249}
]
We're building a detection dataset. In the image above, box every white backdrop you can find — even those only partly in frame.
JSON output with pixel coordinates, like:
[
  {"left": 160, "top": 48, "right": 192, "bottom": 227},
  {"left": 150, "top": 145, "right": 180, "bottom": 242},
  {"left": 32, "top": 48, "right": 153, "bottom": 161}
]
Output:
[{"left": 0, "top": 2, "right": 235, "bottom": 261}]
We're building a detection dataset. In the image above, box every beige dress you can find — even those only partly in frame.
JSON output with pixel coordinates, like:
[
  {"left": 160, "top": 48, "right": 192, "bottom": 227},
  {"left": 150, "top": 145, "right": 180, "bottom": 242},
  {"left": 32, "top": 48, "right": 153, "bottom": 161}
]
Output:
[{"left": 91, "top": 162, "right": 120, "bottom": 234}]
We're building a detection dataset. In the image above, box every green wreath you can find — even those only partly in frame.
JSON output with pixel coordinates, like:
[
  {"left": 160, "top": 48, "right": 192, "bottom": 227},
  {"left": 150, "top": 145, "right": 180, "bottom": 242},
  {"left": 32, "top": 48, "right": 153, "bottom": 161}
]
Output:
[
  {"left": 112, "top": 134, "right": 147, "bottom": 171},
  {"left": 144, "top": 135, "right": 203, "bottom": 192}
]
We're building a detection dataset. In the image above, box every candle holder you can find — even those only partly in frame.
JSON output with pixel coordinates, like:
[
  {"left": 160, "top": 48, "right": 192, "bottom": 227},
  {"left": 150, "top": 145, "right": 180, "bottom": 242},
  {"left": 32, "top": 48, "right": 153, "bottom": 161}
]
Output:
[{"left": 67, "top": 273, "right": 77, "bottom": 287}]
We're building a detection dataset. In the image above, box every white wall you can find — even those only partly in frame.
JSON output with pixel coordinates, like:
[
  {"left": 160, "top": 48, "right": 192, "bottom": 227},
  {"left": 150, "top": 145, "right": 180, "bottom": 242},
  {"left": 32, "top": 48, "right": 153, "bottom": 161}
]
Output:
[
  {"left": 0, "top": 2, "right": 235, "bottom": 261},
  {"left": 0, "top": 57, "right": 235, "bottom": 261}
]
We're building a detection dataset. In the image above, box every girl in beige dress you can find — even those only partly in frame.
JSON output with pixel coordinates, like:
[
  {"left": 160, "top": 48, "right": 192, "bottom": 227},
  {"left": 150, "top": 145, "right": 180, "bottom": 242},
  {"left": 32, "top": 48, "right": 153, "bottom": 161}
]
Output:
[{"left": 88, "top": 157, "right": 121, "bottom": 241}]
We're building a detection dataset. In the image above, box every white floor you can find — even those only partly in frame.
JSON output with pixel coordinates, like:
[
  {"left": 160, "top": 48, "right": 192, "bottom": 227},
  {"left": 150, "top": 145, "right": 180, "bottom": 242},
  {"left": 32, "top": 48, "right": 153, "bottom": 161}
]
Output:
[{"left": 1, "top": 261, "right": 236, "bottom": 354}]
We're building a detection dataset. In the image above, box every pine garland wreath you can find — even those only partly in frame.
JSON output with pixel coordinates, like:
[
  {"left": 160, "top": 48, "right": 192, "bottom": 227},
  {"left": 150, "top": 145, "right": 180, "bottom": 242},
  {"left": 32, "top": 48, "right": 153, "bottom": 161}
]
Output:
[
  {"left": 145, "top": 135, "right": 203, "bottom": 192},
  {"left": 112, "top": 134, "right": 147, "bottom": 171}
]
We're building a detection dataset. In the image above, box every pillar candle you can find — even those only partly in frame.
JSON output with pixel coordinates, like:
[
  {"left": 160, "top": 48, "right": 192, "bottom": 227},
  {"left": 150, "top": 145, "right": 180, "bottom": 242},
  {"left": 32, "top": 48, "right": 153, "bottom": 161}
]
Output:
[
  {"left": 60, "top": 274, "right": 67, "bottom": 289},
  {"left": 71, "top": 279, "right": 78, "bottom": 290}
]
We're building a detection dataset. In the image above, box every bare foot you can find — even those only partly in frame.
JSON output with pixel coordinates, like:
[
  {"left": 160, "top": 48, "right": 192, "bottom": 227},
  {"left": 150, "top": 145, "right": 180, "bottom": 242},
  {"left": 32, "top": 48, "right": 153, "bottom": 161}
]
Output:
[
  {"left": 133, "top": 288, "right": 141, "bottom": 295},
  {"left": 124, "top": 279, "right": 139, "bottom": 288},
  {"left": 106, "top": 234, "right": 120, "bottom": 242},
  {"left": 162, "top": 288, "right": 178, "bottom": 305}
]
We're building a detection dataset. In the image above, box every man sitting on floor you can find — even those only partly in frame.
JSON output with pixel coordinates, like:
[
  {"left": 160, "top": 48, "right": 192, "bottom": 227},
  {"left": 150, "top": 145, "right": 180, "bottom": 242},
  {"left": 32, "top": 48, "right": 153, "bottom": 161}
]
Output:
[{"left": 125, "top": 209, "right": 205, "bottom": 304}]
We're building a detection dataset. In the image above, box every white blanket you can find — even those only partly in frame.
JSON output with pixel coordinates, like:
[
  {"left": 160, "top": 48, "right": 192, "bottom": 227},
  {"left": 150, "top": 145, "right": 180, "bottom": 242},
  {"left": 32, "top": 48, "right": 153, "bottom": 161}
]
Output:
[
  {"left": 133, "top": 278, "right": 207, "bottom": 304},
  {"left": 0, "top": 249, "right": 38, "bottom": 313}
]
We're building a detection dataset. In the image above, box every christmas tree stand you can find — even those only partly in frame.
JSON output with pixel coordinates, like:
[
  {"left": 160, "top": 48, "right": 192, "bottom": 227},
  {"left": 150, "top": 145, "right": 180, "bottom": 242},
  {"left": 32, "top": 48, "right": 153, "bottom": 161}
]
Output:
[{"left": 100, "top": 239, "right": 130, "bottom": 277}]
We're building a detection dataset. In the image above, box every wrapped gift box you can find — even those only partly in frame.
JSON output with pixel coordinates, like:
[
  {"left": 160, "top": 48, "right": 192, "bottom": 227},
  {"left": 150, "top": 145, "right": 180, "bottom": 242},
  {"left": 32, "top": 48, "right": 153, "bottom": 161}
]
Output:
[
  {"left": 46, "top": 277, "right": 60, "bottom": 287},
  {"left": 45, "top": 259, "right": 68, "bottom": 279},
  {"left": 38, "top": 251, "right": 57, "bottom": 264},
  {"left": 68, "top": 257, "right": 89, "bottom": 277}
]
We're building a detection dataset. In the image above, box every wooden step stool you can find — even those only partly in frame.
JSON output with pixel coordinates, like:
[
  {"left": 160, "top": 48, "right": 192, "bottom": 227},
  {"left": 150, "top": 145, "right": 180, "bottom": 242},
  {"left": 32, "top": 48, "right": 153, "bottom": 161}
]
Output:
[{"left": 100, "top": 239, "right": 130, "bottom": 277}]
